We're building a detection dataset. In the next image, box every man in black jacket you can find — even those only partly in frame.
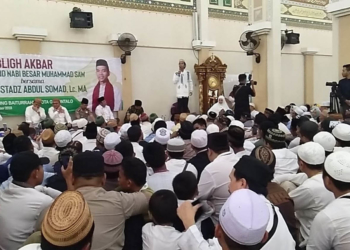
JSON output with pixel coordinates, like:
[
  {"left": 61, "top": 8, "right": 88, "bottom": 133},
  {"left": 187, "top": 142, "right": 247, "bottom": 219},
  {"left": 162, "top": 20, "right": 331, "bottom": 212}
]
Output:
[
  {"left": 338, "top": 64, "right": 350, "bottom": 117},
  {"left": 188, "top": 130, "right": 210, "bottom": 181}
]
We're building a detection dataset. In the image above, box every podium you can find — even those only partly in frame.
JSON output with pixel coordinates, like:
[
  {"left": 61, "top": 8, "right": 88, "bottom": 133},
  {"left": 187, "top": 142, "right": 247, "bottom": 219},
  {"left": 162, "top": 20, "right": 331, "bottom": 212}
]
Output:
[{"left": 194, "top": 55, "right": 227, "bottom": 114}]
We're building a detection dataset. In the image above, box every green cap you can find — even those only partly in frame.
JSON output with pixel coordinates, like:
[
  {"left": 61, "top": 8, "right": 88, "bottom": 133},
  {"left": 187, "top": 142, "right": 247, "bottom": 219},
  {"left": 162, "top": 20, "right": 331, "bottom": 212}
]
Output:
[
  {"left": 42, "top": 118, "right": 54, "bottom": 129},
  {"left": 54, "top": 123, "right": 68, "bottom": 134},
  {"left": 95, "top": 116, "right": 106, "bottom": 126},
  {"left": 149, "top": 113, "right": 158, "bottom": 124}
]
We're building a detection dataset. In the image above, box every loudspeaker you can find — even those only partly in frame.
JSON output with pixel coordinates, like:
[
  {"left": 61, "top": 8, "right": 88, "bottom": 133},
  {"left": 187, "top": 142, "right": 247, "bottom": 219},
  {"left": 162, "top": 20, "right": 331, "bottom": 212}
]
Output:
[
  {"left": 286, "top": 33, "right": 300, "bottom": 44},
  {"left": 70, "top": 11, "right": 93, "bottom": 29}
]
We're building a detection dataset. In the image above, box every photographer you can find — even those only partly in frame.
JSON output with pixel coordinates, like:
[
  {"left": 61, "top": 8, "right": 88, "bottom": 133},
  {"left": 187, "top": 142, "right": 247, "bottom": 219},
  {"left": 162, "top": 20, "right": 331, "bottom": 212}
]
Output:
[
  {"left": 337, "top": 64, "right": 350, "bottom": 115},
  {"left": 230, "top": 74, "right": 256, "bottom": 120}
]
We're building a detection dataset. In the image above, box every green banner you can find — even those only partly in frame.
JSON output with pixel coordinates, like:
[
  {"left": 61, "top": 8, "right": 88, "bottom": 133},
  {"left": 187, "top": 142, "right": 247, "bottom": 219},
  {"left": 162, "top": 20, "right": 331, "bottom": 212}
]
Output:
[
  {"left": 0, "top": 55, "right": 123, "bottom": 116},
  {"left": 0, "top": 96, "right": 81, "bottom": 116}
]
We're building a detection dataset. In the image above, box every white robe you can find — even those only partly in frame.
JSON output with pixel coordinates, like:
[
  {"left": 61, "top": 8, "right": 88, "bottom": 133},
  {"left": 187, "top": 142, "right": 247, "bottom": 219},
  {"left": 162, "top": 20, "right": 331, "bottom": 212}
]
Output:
[{"left": 208, "top": 96, "right": 230, "bottom": 115}]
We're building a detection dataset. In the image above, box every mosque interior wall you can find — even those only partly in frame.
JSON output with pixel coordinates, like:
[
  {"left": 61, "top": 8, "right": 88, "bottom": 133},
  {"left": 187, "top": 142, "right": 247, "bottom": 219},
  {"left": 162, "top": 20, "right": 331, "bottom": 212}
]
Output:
[{"left": 0, "top": 0, "right": 335, "bottom": 127}]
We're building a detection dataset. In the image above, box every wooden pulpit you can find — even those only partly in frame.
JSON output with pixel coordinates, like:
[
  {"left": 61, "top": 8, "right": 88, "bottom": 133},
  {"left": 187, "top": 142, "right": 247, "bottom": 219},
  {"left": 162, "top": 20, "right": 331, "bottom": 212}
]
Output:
[{"left": 194, "top": 55, "right": 227, "bottom": 114}]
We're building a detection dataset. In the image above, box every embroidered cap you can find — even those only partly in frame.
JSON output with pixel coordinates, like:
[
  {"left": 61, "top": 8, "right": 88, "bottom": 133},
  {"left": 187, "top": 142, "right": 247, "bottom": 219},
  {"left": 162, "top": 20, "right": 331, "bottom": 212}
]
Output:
[
  {"left": 96, "top": 128, "right": 111, "bottom": 144},
  {"left": 325, "top": 151, "right": 350, "bottom": 182},
  {"left": 167, "top": 138, "right": 185, "bottom": 152},
  {"left": 219, "top": 189, "right": 270, "bottom": 246},
  {"left": 155, "top": 128, "right": 171, "bottom": 145},
  {"left": 54, "top": 123, "right": 67, "bottom": 134},
  {"left": 42, "top": 191, "right": 94, "bottom": 247},
  {"left": 265, "top": 128, "right": 285, "bottom": 143}
]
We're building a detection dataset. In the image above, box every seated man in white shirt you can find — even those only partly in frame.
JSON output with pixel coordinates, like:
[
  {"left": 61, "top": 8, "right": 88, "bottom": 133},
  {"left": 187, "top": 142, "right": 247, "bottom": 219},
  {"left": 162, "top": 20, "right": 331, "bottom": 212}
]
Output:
[
  {"left": 177, "top": 189, "right": 270, "bottom": 250},
  {"left": 25, "top": 98, "right": 46, "bottom": 127},
  {"left": 48, "top": 98, "right": 72, "bottom": 125},
  {"left": 264, "top": 128, "right": 299, "bottom": 177},
  {"left": 198, "top": 132, "right": 237, "bottom": 224},
  {"left": 142, "top": 190, "right": 182, "bottom": 250},
  {"left": 95, "top": 96, "right": 115, "bottom": 122},
  {"left": 19, "top": 190, "right": 94, "bottom": 250},
  {"left": 127, "top": 125, "right": 146, "bottom": 163},
  {"left": 228, "top": 156, "right": 296, "bottom": 249},
  {"left": 0, "top": 151, "right": 61, "bottom": 250},
  {"left": 143, "top": 142, "right": 177, "bottom": 192},
  {"left": 274, "top": 142, "right": 334, "bottom": 248},
  {"left": 166, "top": 137, "right": 198, "bottom": 178},
  {"left": 308, "top": 151, "right": 350, "bottom": 250}
]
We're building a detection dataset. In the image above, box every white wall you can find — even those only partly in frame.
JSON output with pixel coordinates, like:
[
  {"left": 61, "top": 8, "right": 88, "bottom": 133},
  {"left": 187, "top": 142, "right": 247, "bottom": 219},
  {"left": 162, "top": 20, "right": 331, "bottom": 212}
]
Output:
[
  {"left": 0, "top": 0, "right": 335, "bottom": 127},
  {"left": 281, "top": 53, "right": 305, "bottom": 105},
  {"left": 314, "top": 55, "right": 334, "bottom": 105}
]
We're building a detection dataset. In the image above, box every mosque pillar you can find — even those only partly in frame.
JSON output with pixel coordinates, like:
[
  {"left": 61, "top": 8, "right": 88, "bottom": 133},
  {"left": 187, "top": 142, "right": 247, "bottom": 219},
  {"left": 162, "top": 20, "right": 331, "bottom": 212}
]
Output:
[
  {"left": 327, "top": 0, "right": 350, "bottom": 79},
  {"left": 109, "top": 35, "right": 133, "bottom": 120},
  {"left": 302, "top": 48, "right": 318, "bottom": 105},
  {"left": 246, "top": 0, "right": 283, "bottom": 111},
  {"left": 12, "top": 27, "right": 47, "bottom": 54}
]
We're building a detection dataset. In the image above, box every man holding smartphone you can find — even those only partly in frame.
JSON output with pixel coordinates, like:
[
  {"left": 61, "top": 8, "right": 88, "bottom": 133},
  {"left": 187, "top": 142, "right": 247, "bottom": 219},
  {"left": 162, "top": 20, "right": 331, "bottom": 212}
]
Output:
[{"left": 230, "top": 74, "right": 256, "bottom": 120}]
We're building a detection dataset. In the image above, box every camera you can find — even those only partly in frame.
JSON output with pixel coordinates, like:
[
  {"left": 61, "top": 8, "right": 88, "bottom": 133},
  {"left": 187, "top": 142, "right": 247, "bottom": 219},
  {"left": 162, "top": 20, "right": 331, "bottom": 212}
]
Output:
[
  {"left": 326, "top": 82, "right": 338, "bottom": 87},
  {"left": 247, "top": 73, "right": 257, "bottom": 85}
]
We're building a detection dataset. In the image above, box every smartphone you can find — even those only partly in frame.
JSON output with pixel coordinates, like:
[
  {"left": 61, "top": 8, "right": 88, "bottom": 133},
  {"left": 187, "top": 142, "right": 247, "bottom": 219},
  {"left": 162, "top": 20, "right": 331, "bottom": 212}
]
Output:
[
  {"left": 3, "top": 123, "right": 7, "bottom": 132},
  {"left": 191, "top": 198, "right": 204, "bottom": 220}
]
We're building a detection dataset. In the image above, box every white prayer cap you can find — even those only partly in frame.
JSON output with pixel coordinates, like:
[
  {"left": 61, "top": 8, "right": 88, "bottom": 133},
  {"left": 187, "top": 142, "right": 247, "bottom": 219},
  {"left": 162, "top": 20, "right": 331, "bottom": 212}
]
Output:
[
  {"left": 186, "top": 114, "right": 197, "bottom": 123},
  {"left": 300, "top": 106, "right": 308, "bottom": 112},
  {"left": 227, "top": 116, "right": 235, "bottom": 124},
  {"left": 292, "top": 106, "right": 304, "bottom": 116},
  {"left": 313, "top": 132, "right": 336, "bottom": 152},
  {"left": 206, "top": 124, "right": 220, "bottom": 134},
  {"left": 72, "top": 118, "right": 88, "bottom": 129},
  {"left": 249, "top": 103, "right": 255, "bottom": 108},
  {"left": 104, "top": 132, "right": 121, "bottom": 150},
  {"left": 201, "top": 114, "right": 208, "bottom": 120},
  {"left": 321, "top": 101, "right": 330, "bottom": 107},
  {"left": 219, "top": 189, "right": 270, "bottom": 246},
  {"left": 152, "top": 118, "right": 163, "bottom": 132},
  {"left": 54, "top": 130, "right": 72, "bottom": 148},
  {"left": 302, "top": 112, "right": 311, "bottom": 117},
  {"left": 325, "top": 151, "right": 350, "bottom": 182},
  {"left": 167, "top": 138, "right": 185, "bottom": 152},
  {"left": 191, "top": 130, "right": 208, "bottom": 149},
  {"left": 230, "top": 120, "right": 244, "bottom": 129},
  {"left": 298, "top": 142, "right": 325, "bottom": 165},
  {"left": 332, "top": 123, "right": 350, "bottom": 142},
  {"left": 155, "top": 128, "right": 171, "bottom": 145}
]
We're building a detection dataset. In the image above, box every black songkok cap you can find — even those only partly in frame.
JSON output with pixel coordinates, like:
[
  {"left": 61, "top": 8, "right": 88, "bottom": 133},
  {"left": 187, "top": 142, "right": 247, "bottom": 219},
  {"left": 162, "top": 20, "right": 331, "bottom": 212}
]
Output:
[
  {"left": 234, "top": 156, "right": 272, "bottom": 196},
  {"left": 96, "top": 59, "right": 109, "bottom": 70},
  {"left": 208, "top": 132, "right": 229, "bottom": 152}
]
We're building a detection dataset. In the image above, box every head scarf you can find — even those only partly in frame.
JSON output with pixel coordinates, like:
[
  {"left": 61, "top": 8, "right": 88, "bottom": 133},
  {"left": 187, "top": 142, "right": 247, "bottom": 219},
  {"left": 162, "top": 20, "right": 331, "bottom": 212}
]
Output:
[{"left": 208, "top": 95, "right": 230, "bottom": 115}]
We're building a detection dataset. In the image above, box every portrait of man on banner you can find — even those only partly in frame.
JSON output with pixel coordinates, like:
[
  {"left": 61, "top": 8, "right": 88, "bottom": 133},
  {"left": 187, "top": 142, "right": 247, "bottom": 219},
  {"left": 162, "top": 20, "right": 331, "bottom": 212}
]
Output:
[{"left": 91, "top": 59, "right": 122, "bottom": 111}]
